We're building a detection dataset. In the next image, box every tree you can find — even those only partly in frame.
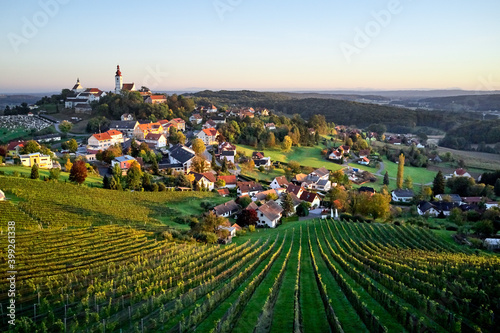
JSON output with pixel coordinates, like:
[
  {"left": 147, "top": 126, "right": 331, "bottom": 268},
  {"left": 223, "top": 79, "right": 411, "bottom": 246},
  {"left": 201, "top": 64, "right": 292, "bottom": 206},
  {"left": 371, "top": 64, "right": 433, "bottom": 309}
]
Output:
[
  {"left": 383, "top": 171, "right": 389, "bottom": 186},
  {"left": 215, "top": 179, "right": 226, "bottom": 188},
  {"left": 266, "top": 132, "right": 276, "bottom": 147},
  {"left": 65, "top": 159, "right": 73, "bottom": 172},
  {"left": 192, "top": 138, "right": 206, "bottom": 156},
  {"left": 103, "top": 175, "right": 111, "bottom": 189},
  {"left": 151, "top": 157, "right": 159, "bottom": 175},
  {"left": 473, "top": 220, "right": 494, "bottom": 237},
  {"left": 238, "top": 195, "right": 253, "bottom": 209},
  {"left": 396, "top": 153, "right": 405, "bottom": 189},
  {"left": 142, "top": 173, "right": 152, "bottom": 191},
  {"left": 288, "top": 161, "right": 301, "bottom": 174},
  {"left": 237, "top": 209, "right": 258, "bottom": 227},
  {"left": 281, "top": 135, "right": 293, "bottom": 152},
  {"left": 281, "top": 193, "right": 295, "bottom": 216},
  {"left": 49, "top": 168, "right": 60, "bottom": 181},
  {"left": 22, "top": 140, "right": 40, "bottom": 154},
  {"left": 30, "top": 164, "right": 39, "bottom": 180},
  {"left": 421, "top": 186, "right": 433, "bottom": 201},
  {"left": 67, "top": 138, "right": 78, "bottom": 153},
  {"left": 433, "top": 171, "right": 445, "bottom": 195},
  {"left": 296, "top": 201, "right": 311, "bottom": 217},
  {"left": 191, "top": 156, "right": 209, "bottom": 173},
  {"left": 59, "top": 120, "right": 73, "bottom": 133},
  {"left": 403, "top": 176, "right": 413, "bottom": 189},
  {"left": 495, "top": 178, "right": 500, "bottom": 196},
  {"left": 126, "top": 161, "right": 143, "bottom": 190},
  {"left": 69, "top": 160, "right": 87, "bottom": 184},
  {"left": 368, "top": 193, "right": 391, "bottom": 219}
]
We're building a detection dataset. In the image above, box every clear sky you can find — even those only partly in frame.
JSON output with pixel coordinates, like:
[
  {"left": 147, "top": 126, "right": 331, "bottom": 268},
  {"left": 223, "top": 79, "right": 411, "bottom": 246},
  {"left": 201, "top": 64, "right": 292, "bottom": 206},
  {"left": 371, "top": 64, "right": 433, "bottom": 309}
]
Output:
[{"left": 0, "top": 0, "right": 499, "bottom": 93}]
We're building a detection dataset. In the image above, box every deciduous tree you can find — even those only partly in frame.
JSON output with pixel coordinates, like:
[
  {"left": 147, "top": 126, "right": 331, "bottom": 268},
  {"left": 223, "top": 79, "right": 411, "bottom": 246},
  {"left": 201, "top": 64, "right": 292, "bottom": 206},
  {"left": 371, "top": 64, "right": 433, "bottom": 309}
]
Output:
[
  {"left": 396, "top": 153, "right": 405, "bottom": 189},
  {"left": 64, "top": 158, "right": 73, "bottom": 172},
  {"left": 69, "top": 160, "right": 87, "bottom": 184},
  {"left": 192, "top": 138, "right": 206, "bottom": 156},
  {"left": 49, "top": 168, "right": 60, "bottom": 181},
  {"left": 281, "top": 135, "right": 292, "bottom": 152},
  {"left": 238, "top": 209, "right": 258, "bottom": 227},
  {"left": 126, "top": 161, "right": 143, "bottom": 190},
  {"left": 59, "top": 120, "right": 73, "bottom": 133}
]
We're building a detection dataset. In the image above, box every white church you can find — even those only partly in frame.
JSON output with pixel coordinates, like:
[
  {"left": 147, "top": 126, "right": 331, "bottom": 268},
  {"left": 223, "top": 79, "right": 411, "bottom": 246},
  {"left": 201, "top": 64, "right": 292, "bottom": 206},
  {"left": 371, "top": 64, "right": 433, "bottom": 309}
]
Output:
[
  {"left": 114, "top": 65, "right": 136, "bottom": 94},
  {"left": 65, "top": 65, "right": 138, "bottom": 113}
]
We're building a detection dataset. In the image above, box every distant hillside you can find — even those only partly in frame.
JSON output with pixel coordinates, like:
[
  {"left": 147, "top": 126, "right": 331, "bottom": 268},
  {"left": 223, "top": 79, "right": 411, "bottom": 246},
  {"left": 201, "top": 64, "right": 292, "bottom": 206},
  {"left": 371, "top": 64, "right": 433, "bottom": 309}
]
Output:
[
  {"left": 419, "top": 94, "right": 500, "bottom": 111},
  {"left": 0, "top": 94, "right": 40, "bottom": 107},
  {"left": 191, "top": 90, "right": 474, "bottom": 132},
  {"left": 279, "top": 92, "right": 389, "bottom": 102}
]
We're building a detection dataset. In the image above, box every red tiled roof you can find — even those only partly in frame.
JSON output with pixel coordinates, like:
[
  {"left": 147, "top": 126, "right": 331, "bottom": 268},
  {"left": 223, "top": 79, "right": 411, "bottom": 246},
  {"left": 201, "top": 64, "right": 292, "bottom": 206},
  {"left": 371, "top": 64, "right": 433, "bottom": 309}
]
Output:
[
  {"left": 7, "top": 141, "right": 25, "bottom": 150},
  {"left": 218, "top": 175, "right": 237, "bottom": 185},
  {"left": 217, "top": 188, "right": 230, "bottom": 196},
  {"left": 202, "top": 128, "right": 218, "bottom": 136},
  {"left": 150, "top": 95, "right": 166, "bottom": 100},
  {"left": 300, "top": 191, "right": 319, "bottom": 203},
  {"left": 92, "top": 132, "right": 112, "bottom": 141},
  {"left": 106, "top": 130, "right": 122, "bottom": 136},
  {"left": 455, "top": 168, "right": 467, "bottom": 176}
]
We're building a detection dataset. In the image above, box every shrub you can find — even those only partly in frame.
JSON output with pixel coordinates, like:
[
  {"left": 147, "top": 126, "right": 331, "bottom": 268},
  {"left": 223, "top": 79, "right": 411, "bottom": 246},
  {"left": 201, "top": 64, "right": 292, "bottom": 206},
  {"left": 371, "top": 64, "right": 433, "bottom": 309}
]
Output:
[{"left": 248, "top": 225, "right": 256, "bottom": 232}]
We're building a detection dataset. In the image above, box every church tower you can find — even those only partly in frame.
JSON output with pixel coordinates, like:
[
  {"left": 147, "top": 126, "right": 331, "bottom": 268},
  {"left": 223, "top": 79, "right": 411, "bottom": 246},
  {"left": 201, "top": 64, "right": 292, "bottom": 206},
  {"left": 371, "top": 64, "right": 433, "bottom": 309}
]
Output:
[{"left": 115, "top": 65, "right": 123, "bottom": 94}]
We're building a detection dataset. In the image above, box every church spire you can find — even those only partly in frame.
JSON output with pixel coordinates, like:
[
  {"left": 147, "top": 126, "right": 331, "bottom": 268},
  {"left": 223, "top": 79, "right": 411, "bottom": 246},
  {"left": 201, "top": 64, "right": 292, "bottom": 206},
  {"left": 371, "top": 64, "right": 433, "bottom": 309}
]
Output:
[{"left": 116, "top": 65, "right": 122, "bottom": 77}]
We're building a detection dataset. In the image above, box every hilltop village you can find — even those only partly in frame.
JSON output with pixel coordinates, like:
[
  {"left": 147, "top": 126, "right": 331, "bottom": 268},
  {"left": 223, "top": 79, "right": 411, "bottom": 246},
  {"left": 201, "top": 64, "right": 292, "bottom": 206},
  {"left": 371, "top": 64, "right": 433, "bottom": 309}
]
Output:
[{"left": 1, "top": 66, "right": 500, "bottom": 245}]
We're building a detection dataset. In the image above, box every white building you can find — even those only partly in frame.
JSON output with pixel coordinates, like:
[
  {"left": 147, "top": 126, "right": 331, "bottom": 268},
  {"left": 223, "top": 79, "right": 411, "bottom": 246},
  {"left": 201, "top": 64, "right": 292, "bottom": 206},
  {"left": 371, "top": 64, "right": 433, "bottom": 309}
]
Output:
[{"left": 257, "top": 201, "right": 283, "bottom": 228}]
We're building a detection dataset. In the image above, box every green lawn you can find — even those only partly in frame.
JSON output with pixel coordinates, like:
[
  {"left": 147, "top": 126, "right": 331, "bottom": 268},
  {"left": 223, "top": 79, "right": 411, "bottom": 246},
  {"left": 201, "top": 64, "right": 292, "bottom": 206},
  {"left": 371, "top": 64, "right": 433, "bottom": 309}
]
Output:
[
  {"left": 0, "top": 127, "right": 30, "bottom": 143},
  {"left": 350, "top": 156, "right": 437, "bottom": 186},
  {"left": 155, "top": 195, "right": 232, "bottom": 230},
  {"left": 0, "top": 165, "right": 103, "bottom": 187},
  {"left": 240, "top": 168, "right": 286, "bottom": 182},
  {"left": 236, "top": 144, "right": 343, "bottom": 171}
]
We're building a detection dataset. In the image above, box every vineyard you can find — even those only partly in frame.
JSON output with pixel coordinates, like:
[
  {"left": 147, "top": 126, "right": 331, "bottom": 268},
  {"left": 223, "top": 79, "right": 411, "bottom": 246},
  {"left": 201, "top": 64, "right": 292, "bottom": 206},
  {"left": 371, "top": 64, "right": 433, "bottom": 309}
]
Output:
[
  {"left": 1, "top": 211, "right": 499, "bottom": 332},
  {"left": 0, "top": 176, "right": 217, "bottom": 230}
]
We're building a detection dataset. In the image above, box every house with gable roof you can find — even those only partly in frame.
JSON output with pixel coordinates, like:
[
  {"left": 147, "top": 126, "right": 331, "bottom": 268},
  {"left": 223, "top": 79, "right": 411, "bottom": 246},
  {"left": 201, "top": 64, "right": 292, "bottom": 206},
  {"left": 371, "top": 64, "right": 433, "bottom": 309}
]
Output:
[
  {"left": 197, "top": 128, "right": 219, "bottom": 145},
  {"left": 237, "top": 181, "right": 263, "bottom": 197},
  {"left": 270, "top": 176, "right": 289, "bottom": 189},
  {"left": 256, "top": 201, "right": 283, "bottom": 228},
  {"left": 213, "top": 200, "right": 240, "bottom": 218},
  {"left": 189, "top": 171, "right": 216, "bottom": 191},
  {"left": 217, "top": 175, "right": 238, "bottom": 188}
]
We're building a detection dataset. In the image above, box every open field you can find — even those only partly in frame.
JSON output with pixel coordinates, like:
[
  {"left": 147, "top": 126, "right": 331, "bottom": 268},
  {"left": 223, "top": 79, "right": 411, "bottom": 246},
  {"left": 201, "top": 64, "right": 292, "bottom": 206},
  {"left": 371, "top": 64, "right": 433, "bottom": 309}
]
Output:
[
  {"left": 435, "top": 146, "right": 500, "bottom": 171},
  {"left": 240, "top": 168, "right": 286, "bottom": 183},
  {"left": 236, "top": 144, "right": 343, "bottom": 171},
  {"left": 0, "top": 127, "right": 30, "bottom": 143}
]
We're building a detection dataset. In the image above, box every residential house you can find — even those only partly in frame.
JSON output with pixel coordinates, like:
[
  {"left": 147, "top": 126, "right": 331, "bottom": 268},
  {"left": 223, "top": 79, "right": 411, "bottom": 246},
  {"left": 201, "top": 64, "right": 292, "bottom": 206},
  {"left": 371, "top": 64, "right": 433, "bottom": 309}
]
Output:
[
  {"left": 329, "top": 150, "right": 343, "bottom": 161},
  {"left": 270, "top": 176, "right": 289, "bottom": 189},
  {"left": 190, "top": 171, "right": 216, "bottom": 191},
  {"left": 253, "top": 189, "right": 280, "bottom": 203},
  {"left": 144, "top": 95, "right": 167, "bottom": 104},
  {"left": 197, "top": 128, "right": 219, "bottom": 146},
  {"left": 256, "top": 201, "right": 283, "bottom": 228},
  {"left": 88, "top": 130, "right": 123, "bottom": 150},
  {"left": 286, "top": 184, "right": 304, "bottom": 198},
  {"left": 210, "top": 116, "right": 226, "bottom": 125},
  {"left": 218, "top": 225, "right": 236, "bottom": 238},
  {"left": 237, "top": 181, "right": 263, "bottom": 197},
  {"left": 189, "top": 113, "right": 203, "bottom": 124},
  {"left": 302, "top": 167, "right": 331, "bottom": 192},
  {"left": 217, "top": 188, "right": 230, "bottom": 197},
  {"left": 265, "top": 123, "right": 276, "bottom": 130},
  {"left": 340, "top": 145, "right": 351, "bottom": 154},
  {"left": 435, "top": 194, "right": 462, "bottom": 204},
  {"left": 359, "top": 187, "right": 376, "bottom": 195},
  {"left": 202, "top": 119, "right": 217, "bottom": 129},
  {"left": 358, "top": 157, "right": 370, "bottom": 166},
  {"left": 292, "top": 173, "right": 308, "bottom": 185},
  {"left": 218, "top": 142, "right": 236, "bottom": 164},
  {"left": 391, "top": 189, "right": 414, "bottom": 203},
  {"left": 133, "top": 122, "right": 164, "bottom": 140},
  {"left": 6, "top": 141, "right": 25, "bottom": 157},
  {"left": 300, "top": 191, "right": 321, "bottom": 208},
  {"left": 108, "top": 121, "right": 138, "bottom": 138},
  {"left": 34, "top": 133, "right": 61, "bottom": 143},
  {"left": 145, "top": 133, "right": 167, "bottom": 149},
  {"left": 454, "top": 168, "right": 472, "bottom": 178},
  {"left": 111, "top": 155, "right": 137, "bottom": 173},
  {"left": 169, "top": 118, "right": 186, "bottom": 132},
  {"left": 213, "top": 200, "right": 240, "bottom": 218},
  {"left": 207, "top": 105, "right": 218, "bottom": 113},
  {"left": 160, "top": 144, "right": 198, "bottom": 173},
  {"left": 20, "top": 152, "right": 53, "bottom": 169},
  {"left": 218, "top": 175, "right": 238, "bottom": 188},
  {"left": 121, "top": 113, "right": 134, "bottom": 121},
  {"left": 252, "top": 152, "right": 271, "bottom": 168},
  {"left": 417, "top": 201, "right": 457, "bottom": 217}
]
